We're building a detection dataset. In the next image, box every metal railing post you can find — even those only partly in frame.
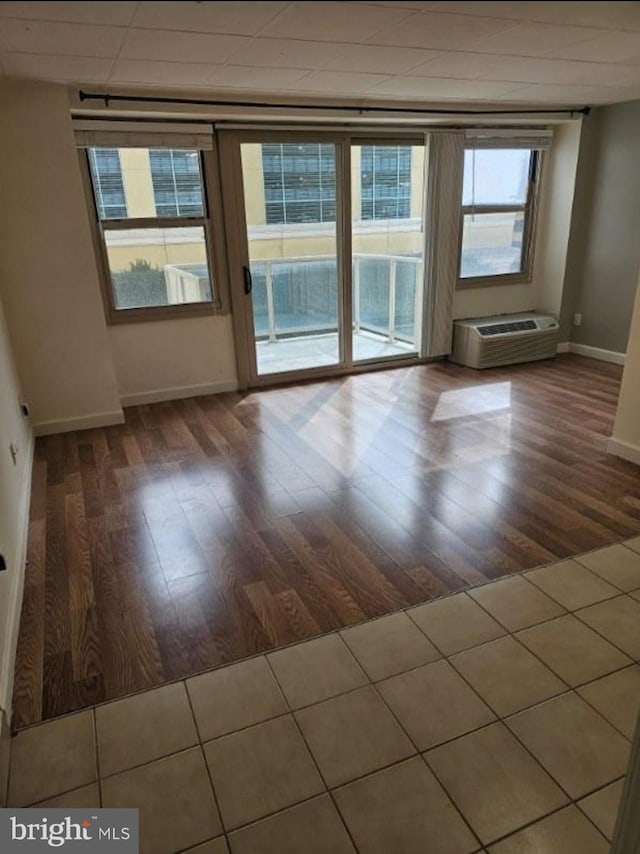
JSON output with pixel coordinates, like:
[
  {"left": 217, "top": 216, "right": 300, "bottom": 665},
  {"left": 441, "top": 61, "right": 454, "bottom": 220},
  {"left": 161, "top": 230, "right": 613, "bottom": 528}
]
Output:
[
  {"left": 353, "top": 256, "right": 361, "bottom": 334},
  {"left": 265, "top": 259, "right": 277, "bottom": 342},
  {"left": 413, "top": 261, "right": 423, "bottom": 351},
  {"left": 388, "top": 258, "right": 397, "bottom": 344}
]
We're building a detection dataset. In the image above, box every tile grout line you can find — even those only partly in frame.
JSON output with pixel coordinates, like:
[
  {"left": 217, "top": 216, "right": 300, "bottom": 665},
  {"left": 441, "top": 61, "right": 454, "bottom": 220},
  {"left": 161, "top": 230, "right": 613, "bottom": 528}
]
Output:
[
  {"left": 92, "top": 709, "right": 103, "bottom": 809},
  {"left": 182, "top": 679, "right": 230, "bottom": 852},
  {"left": 365, "top": 678, "right": 485, "bottom": 852},
  {"left": 261, "top": 654, "right": 363, "bottom": 854}
]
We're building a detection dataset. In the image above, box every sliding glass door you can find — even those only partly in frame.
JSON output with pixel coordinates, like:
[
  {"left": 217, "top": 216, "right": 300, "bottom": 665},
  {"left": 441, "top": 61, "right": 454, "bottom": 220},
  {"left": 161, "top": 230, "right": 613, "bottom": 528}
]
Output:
[
  {"left": 351, "top": 142, "right": 425, "bottom": 363},
  {"left": 227, "top": 133, "right": 426, "bottom": 386},
  {"left": 240, "top": 141, "right": 342, "bottom": 377}
]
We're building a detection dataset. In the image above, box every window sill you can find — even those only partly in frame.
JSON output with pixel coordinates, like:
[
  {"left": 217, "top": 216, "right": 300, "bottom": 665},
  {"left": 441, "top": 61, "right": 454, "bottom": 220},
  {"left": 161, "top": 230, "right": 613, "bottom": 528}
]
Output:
[
  {"left": 456, "top": 272, "right": 532, "bottom": 290},
  {"left": 106, "top": 302, "right": 222, "bottom": 325}
]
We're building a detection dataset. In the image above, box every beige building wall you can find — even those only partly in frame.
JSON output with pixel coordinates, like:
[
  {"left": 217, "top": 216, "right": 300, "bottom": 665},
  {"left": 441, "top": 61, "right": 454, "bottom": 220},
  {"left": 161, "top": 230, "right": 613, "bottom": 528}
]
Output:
[{"left": 119, "top": 148, "right": 156, "bottom": 218}]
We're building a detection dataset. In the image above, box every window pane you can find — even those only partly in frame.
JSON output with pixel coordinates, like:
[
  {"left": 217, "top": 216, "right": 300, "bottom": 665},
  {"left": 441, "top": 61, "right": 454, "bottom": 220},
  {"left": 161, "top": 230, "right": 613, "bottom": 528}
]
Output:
[
  {"left": 104, "top": 227, "right": 212, "bottom": 309},
  {"left": 360, "top": 145, "right": 412, "bottom": 221},
  {"left": 462, "top": 149, "right": 530, "bottom": 206},
  {"left": 261, "top": 143, "right": 336, "bottom": 225},
  {"left": 88, "top": 147, "right": 204, "bottom": 220},
  {"left": 89, "top": 148, "right": 127, "bottom": 219},
  {"left": 460, "top": 211, "right": 525, "bottom": 278}
]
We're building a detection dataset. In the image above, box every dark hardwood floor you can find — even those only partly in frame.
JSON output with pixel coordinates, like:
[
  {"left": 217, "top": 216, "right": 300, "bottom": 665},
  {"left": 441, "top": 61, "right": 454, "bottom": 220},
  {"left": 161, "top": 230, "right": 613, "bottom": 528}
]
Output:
[{"left": 12, "top": 354, "right": 640, "bottom": 727}]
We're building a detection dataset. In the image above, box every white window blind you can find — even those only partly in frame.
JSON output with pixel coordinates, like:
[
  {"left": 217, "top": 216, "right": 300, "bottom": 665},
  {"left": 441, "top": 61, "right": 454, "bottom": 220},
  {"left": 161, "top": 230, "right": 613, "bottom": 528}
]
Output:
[
  {"left": 464, "top": 128, "right": 553, "bottom": 150},
  {"left": 73, "top": 120, "right": 213, "bottom": 150}
]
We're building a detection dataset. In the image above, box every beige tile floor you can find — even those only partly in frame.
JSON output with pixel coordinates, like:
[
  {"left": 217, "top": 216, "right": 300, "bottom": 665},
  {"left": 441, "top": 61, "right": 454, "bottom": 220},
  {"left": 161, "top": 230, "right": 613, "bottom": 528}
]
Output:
[{"left": 7, "top": 540, "right": 640, "bottom": 853}]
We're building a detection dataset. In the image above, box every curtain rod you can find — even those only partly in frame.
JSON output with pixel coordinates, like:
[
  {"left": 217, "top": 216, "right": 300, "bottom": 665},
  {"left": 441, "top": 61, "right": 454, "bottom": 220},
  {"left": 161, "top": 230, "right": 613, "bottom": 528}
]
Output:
[{"left": 77, "top": 90, "right": 591, "bottom": 118}]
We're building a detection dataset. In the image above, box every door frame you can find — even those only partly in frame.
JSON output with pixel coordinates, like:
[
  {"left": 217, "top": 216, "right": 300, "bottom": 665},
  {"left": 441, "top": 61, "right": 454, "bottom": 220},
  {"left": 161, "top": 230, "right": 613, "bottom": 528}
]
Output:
[{"left": 218, "top": 128, "right": 427, "bottom": 389}]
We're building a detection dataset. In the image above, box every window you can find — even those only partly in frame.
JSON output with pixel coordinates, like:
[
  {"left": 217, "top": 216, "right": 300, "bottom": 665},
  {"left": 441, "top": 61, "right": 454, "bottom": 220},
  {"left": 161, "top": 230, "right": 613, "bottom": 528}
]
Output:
[
  {"left": 262, "top": 143, "right": 336, "bottom": 224},
  {"left": 87, "top": 146, "right": 216, "bottom": 318},
  {"left": 88, "top": 148, "right": 127, "bottom": 219},
  {"left": 459, "top": 148, "right": 539, "bottom": 282},
  {"left": 360, "top": 145, "right": 412, "bottom": 220}
]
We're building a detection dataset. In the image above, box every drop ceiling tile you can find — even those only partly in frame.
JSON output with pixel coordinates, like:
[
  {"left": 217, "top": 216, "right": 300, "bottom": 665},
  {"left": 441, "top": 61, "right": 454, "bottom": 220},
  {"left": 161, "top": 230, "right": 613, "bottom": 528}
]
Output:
[
  {"left": 409, "top": 51, "right": 512, "bottom": 80},
  {"left": 476, "top": 57, "right": 639, "bottom": 87},
  {"left": 110, "top": 59, "right": 220, "bottom": 87},
  {"left": 0, "top": 18, "right": 125, "bottom": 57},
  {"left": 232, "top": 38, "right": 340, "bottom": 70},
  {"left": 530, "top": 1, "right": 640, "bottom": 31},
  {"left": 367, "top": 9, "right": 517, "bottom": 50},
  {"left": 0, "top": 1, "right": 138, "bottom": 25},
  {"left": 433, "top": 2, "right": 640, "bottom": 30},
  {"left": 291, "top": 70, "right": 393, "bottom": 94},
  {"left": 496, "top": 83, "right": 636, "bottom": 105},
  {"left": 326, "top": 44, "right": 442, "bottom": 75},
  {"left": 375, "top": 75, "right": 523, "bottom": 99},
  {"left": 120, "top": 28, "right": 248, "bottom": 64},
  {"left": 368, "top": 2, "right": 444, "bottom": 8},
  {"left": 207, "top": 65, "right": 311, "bottom": 90},
  {"left": 427, "top": 2, "right": 556, "bottom": 21},
  {"left": 259, "top": 2, "right": 414, "bottom": 43},
  {"left": 3, "top": 52, "right": 113, "bottom": 82},
  {"left": 469, "top": 22, "right": 603, "bottom": 57},
  {"left": 550, "top": 31, "right": 640, "bottom": 64},
  {"left": 132, "top": 2, "right": 288, "bottom": 36}
]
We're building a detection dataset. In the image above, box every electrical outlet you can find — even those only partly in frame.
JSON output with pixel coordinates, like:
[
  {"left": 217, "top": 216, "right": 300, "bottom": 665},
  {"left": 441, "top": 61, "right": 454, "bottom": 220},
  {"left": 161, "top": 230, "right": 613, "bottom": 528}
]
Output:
[
  {"left": 9, "top": 442, "right": 18, "bottom": 465},
  {"left": 574, "top": 313, "right": 582, "bottom": 327}
]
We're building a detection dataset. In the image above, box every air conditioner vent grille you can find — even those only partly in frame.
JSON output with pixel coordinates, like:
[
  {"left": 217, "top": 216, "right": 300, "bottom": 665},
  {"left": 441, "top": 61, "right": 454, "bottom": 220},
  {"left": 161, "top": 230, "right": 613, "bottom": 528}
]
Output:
[{"left": 478, "top": 320, "right": 537, "bottom": 336}]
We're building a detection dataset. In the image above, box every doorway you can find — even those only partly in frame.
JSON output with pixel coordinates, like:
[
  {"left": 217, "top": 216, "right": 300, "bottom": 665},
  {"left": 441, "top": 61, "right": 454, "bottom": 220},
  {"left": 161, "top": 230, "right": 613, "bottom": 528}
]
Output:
[{"left": 221, "top": 132, "right": 427, "bottom": 387}]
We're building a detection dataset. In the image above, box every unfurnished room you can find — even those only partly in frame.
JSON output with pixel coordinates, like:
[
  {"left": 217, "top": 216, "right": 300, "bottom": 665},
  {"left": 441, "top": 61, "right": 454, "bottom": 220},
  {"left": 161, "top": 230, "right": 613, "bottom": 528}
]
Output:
[{"left": 1, "top": 1, "right": 640, "bottom": 852}]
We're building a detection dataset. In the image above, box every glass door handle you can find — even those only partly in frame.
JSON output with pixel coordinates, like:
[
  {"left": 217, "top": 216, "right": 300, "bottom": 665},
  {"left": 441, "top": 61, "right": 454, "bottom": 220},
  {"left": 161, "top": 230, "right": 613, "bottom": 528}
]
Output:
[{"left": 243, "top": 265, "right": 253, "bottom": 295}]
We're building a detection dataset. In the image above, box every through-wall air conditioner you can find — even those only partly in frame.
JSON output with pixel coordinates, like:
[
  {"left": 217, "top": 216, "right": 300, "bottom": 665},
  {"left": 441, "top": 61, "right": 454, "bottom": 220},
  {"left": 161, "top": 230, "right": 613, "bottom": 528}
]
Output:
[{"left": 449, "top": 313, "right": 559, "bottom": 369}]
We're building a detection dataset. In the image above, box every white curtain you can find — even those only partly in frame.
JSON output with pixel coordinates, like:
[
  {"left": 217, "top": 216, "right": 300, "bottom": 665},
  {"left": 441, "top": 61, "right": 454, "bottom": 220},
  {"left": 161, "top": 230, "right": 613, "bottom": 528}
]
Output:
[{"left": 422, "top": 131, "right": 465, "bottom": 358}]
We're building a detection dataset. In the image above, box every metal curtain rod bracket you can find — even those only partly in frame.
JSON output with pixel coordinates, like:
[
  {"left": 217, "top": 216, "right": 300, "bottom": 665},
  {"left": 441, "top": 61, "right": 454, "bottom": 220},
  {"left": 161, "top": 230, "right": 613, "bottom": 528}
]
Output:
[{"left": 77, "top": 90, "right": 591, "bottom": 118}]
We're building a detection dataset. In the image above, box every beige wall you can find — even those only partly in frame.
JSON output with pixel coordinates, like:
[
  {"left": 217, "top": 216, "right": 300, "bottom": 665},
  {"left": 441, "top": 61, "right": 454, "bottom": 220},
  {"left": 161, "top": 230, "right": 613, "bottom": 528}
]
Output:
[
  {"left": 609, "top": 273, "right": 640, "bottom": 463},
  {"left": 0, "top": 80, "right": 122, "bottom": 433},
  {"left": 109, "top": 315, "right": 238, "bottom": 404},
  {"left": 0, "top": 295, "right": 33, "bottom": 718}
]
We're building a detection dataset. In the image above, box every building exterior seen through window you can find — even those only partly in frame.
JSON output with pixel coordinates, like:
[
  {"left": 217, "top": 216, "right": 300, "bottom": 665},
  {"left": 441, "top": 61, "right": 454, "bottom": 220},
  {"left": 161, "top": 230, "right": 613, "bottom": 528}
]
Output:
[
  {"left": 260, "top": 143, "right": 413, "bottom": 225},
  {"left": 360, "top": 145, "right": 411, "bottom": 220},
  {"left": 148, "top": 149, "right": 204, "bottom": 217},
  {"left": 88, "top": 148, "right": 127, "bottom": 219}
]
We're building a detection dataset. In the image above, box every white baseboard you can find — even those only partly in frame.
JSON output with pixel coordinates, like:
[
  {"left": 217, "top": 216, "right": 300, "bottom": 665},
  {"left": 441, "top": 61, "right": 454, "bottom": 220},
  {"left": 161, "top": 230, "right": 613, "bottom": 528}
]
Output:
[
  {"left": 120, "top": 380, "right": 239, "bottom": 408},
  {"left": 0, "top": 432, "right": 34, "bottom": 720},
  {"left": 556, "top": 342, "right": 570, "bottom": 354},
  {"left": 33, "top": 409, "right": 125, "bottom": 436},
  {"left": 569, "top": 343, "right": 626, "bottom": 365},
  {"left": 607, "top": 437, "right": 640, "bottom": 466}
]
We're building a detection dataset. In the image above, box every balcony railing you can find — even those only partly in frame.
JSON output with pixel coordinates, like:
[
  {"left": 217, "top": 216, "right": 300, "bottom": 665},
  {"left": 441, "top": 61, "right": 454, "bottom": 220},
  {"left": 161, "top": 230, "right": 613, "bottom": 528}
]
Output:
[{"left": 251, "top": 253, "right": 423, "bottom": 347}]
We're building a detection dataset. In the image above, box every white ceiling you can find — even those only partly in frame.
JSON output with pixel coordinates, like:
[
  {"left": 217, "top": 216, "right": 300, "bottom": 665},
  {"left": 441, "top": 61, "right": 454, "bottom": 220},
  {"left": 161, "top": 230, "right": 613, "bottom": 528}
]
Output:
[{"left": 2, "top": 1, "right": 640, "bottom": 106}]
